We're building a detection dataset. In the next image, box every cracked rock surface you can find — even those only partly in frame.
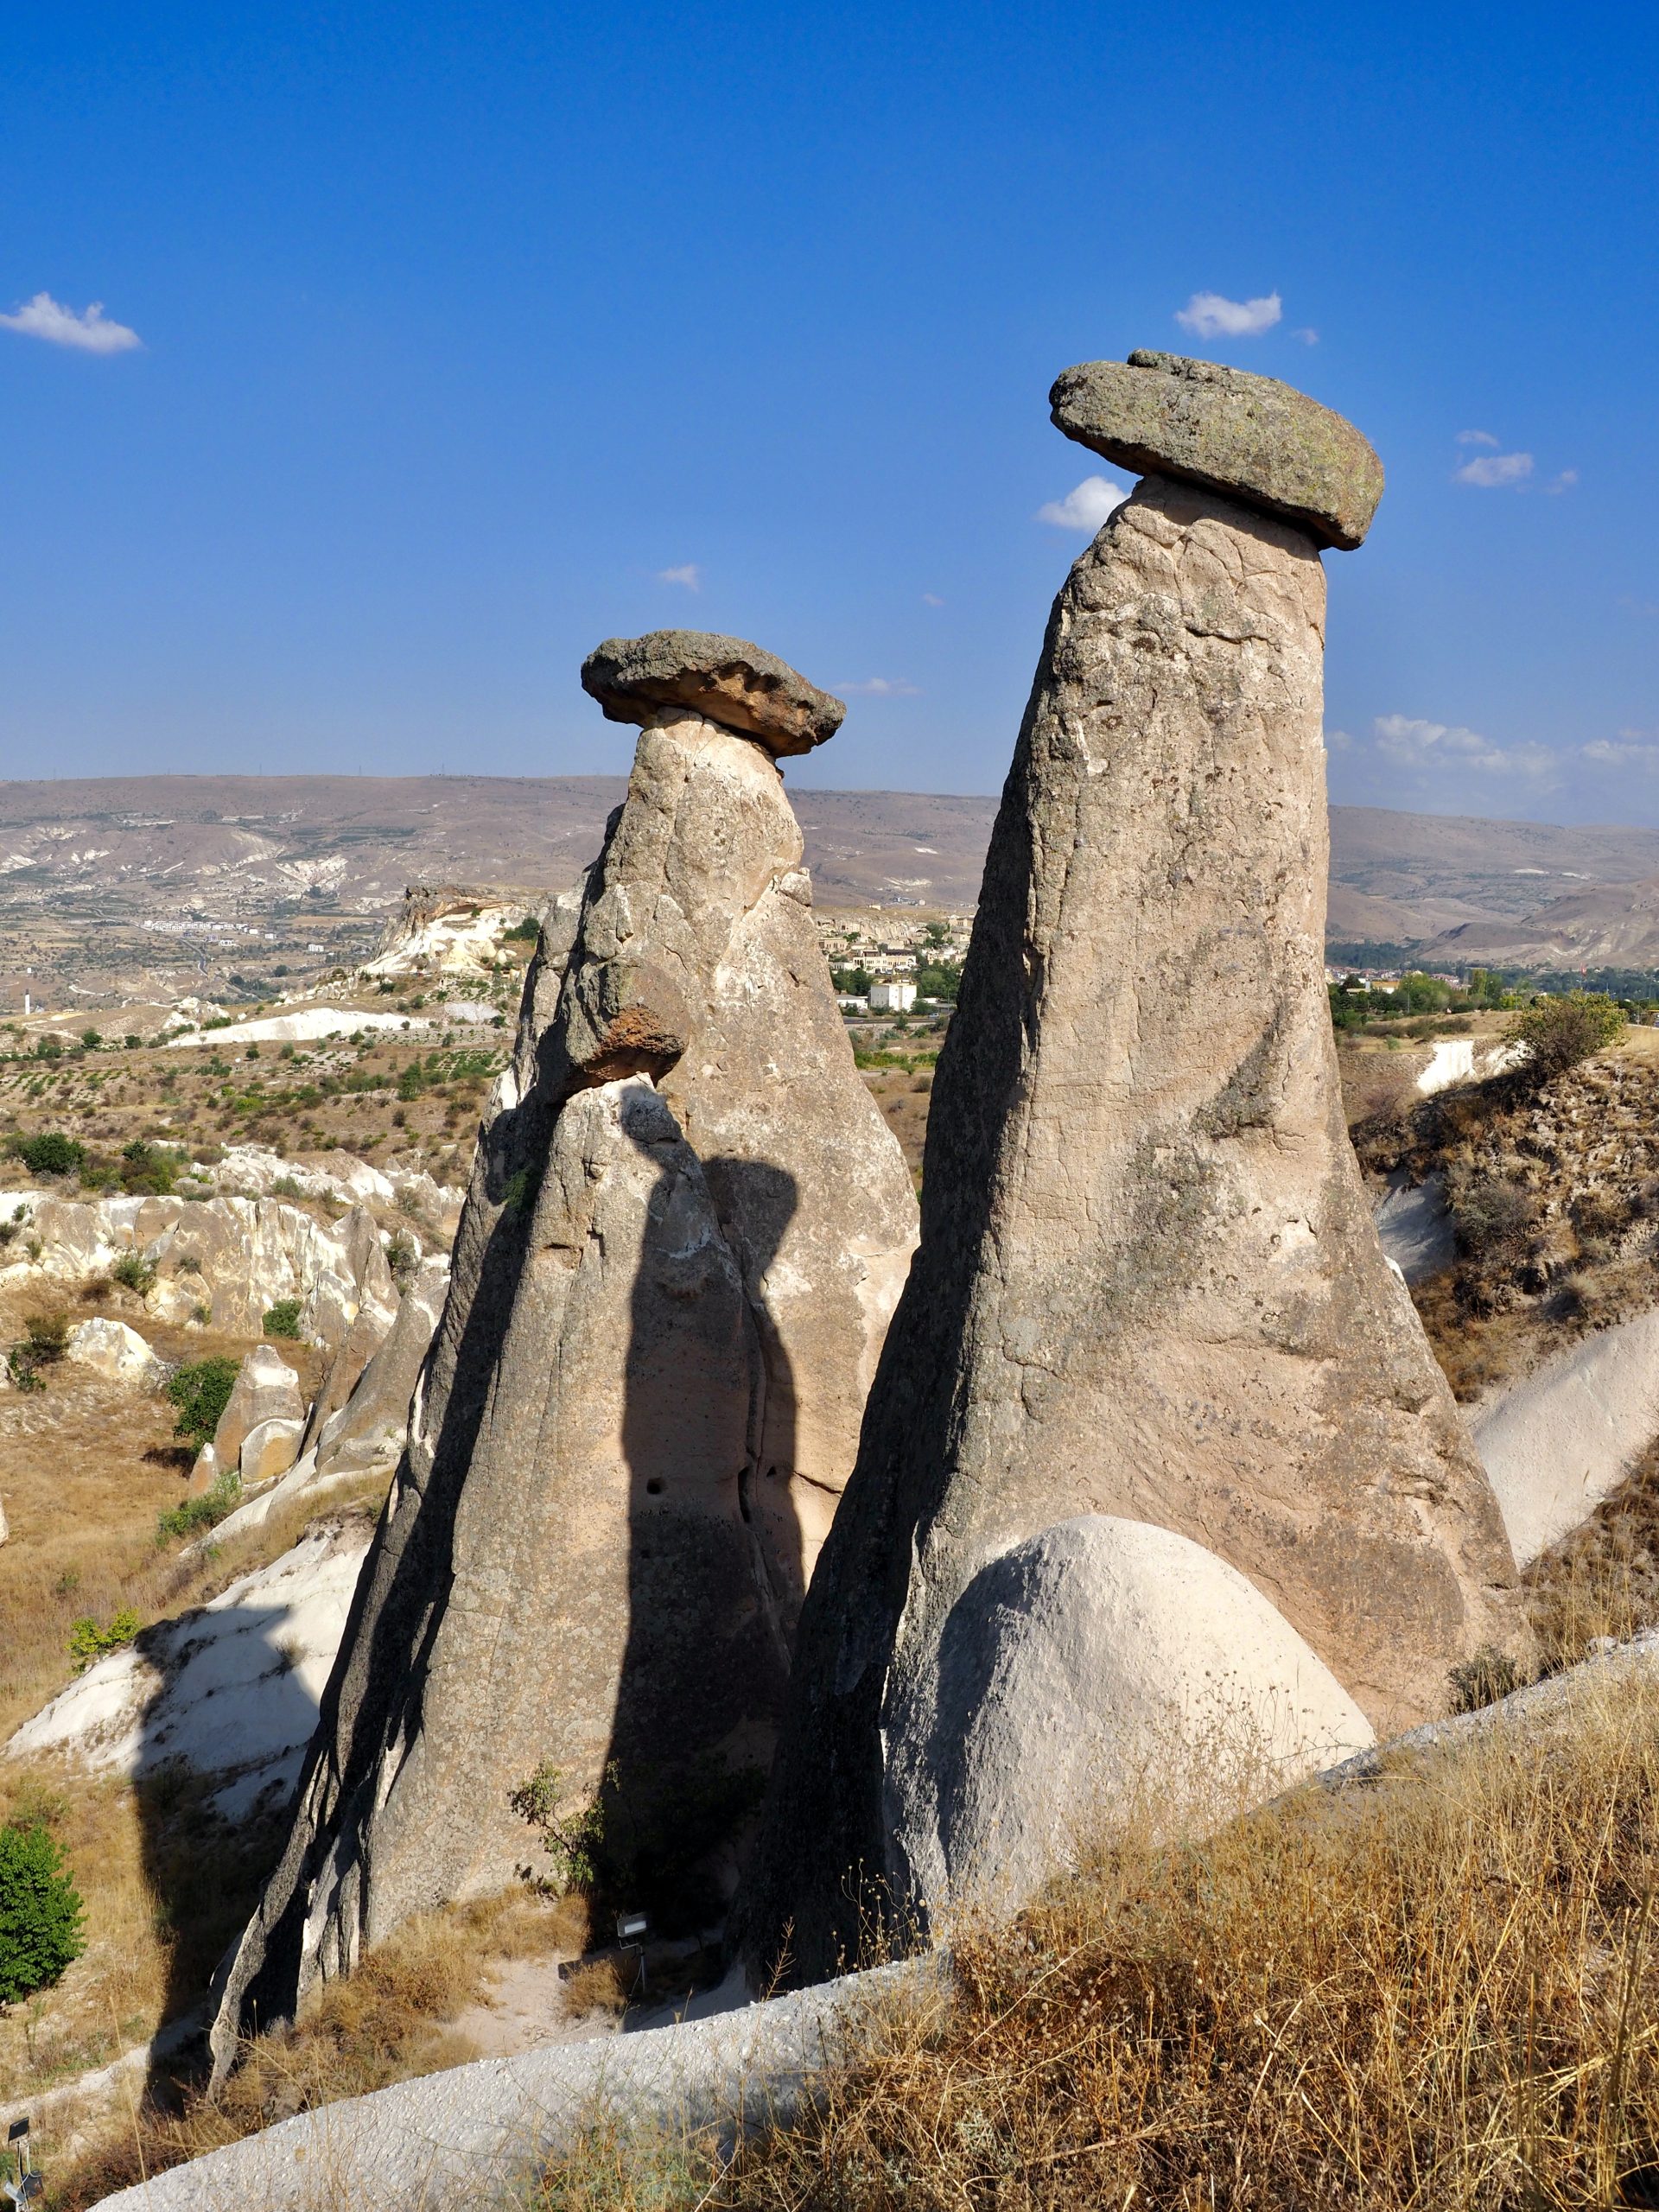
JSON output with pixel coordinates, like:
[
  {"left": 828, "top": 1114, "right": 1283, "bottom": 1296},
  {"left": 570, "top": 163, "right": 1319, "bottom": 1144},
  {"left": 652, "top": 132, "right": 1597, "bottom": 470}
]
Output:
[
  {"left": 741, "top": 473, "right": 1517, "bottom": 1985},
  {"left": 207, "top": 705, "right": 916, "bottom": 2070}
]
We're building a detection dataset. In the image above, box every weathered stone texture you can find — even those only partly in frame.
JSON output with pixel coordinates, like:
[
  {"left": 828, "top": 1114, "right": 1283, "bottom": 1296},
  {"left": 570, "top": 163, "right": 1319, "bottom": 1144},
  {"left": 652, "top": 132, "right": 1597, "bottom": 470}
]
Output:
[
  {"left": 208, "top": 705, "right": 916, "bottom": 2069},
  {"left": 581, "top": 632, "right": 845, "bottom": 756},
  {"left": 1051, "top": 351, "right": 1384, "bottom": 550},
  {"left": 741, "top": 475, "right": 1518, "bottom": 1984}
]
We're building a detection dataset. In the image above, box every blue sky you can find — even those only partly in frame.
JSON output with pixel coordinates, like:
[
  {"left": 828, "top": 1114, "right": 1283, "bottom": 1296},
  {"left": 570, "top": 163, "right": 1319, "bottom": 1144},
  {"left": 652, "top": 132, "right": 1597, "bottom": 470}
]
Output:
[{"left": 2, "top": 3, "right": 1656, "bottom": 820}]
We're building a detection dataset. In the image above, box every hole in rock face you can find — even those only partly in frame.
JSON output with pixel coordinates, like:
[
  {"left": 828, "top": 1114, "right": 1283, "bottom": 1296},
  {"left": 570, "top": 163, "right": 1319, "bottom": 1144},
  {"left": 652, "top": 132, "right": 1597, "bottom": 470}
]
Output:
[{"left": 645, "top": 1477, "right": 664, "bottom": 1495}]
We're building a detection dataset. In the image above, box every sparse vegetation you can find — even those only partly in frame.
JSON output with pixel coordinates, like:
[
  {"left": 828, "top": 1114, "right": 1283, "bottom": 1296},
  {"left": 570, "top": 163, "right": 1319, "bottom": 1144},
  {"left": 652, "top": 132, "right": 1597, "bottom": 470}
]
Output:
[
  {"left": 260, "top": 1298, "right": 302, "bottom": 1339},
  {"left": 156, "top": 1470, "right": 242, "bottom": 1542},
  {"left": 528, "top": 1675, "right": 1659, "bottom": 2212},
  {"left": 67, "top": 1606, "right": 142, "bottom": 1669},
  {"left": 111, "top": 1248, "right": 157, "bottom": 1296}
]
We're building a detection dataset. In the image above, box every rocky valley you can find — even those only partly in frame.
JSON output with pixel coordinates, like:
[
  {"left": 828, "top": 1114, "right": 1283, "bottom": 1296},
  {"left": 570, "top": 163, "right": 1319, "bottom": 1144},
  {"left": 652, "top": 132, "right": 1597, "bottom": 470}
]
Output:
[{"left": 3, "top": 362, "right": 1659, "bottom": 2212}]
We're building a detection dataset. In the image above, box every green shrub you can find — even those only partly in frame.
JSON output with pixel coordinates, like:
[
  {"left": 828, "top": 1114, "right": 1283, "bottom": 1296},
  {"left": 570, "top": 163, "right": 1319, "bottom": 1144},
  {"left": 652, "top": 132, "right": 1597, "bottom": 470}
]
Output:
[
  {"left": 270, "top": 1174, "right": 303, "bottom": 1199},
  {"left": 508, "top": 1761, "right": 613, "bottom": 1894},
  {"left": 0, "top": 1821, "right": 85, "bottom": 2003},
  {"left": 1507, "top": 991, "right": 1626, "bottom": 1084},
  {"left": 111, "top": 1249, "right": 157, "bottom": 1296},
  {"left": 67, "top": 1607, "right": 141, "bottom": 1670},
  {"left": 10, "top": 1129, "right": 85, "bottom": 1175},
  {"left": 118, "top": 1137, "right": 182, "bottom": 1196},
  {"left": 156, "top": 1471, "right": 242, "bottom": 1543},
  {"left": 7, "top": 1307, "right": 67, "bottom": 1393},
  {"left": 502, "top": 914, "right": 541, "bottom": 943},
  {"left": 262, "top": 1299, "right": 302, "bottom": 1339},
  {"left": 165, "top": 1356, "right": 240, "bottom": 1451}
]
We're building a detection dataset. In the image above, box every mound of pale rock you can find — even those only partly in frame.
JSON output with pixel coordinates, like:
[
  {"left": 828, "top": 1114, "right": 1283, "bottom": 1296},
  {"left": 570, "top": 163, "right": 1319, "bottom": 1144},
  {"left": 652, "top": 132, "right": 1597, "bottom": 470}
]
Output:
[
  {"left": 882, "top": 1516, "right": 1374, "bottom": 1915},
  {"left": 741, "top": 364, "right": 1518, "bottom": 1981},
  {"left": 207, "top": 632, "right": 916, "bottom": 2069},
  {"left": 64, "top": 1316, "right": 160, "bottom": 1385}
]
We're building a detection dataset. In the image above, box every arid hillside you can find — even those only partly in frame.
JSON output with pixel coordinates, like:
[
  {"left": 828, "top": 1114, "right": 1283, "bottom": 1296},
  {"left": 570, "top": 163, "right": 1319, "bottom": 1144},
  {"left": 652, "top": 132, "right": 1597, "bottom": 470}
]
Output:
[{"left": 9, "top": 779, "right": 1659, "bottom": 1015}]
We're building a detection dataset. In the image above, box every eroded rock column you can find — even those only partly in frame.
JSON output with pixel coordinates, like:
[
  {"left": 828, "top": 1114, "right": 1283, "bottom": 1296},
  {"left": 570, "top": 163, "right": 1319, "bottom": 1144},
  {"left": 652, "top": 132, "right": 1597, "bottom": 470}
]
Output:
[
  {"left": 209, "top": 634, "right": 917, "bottom": 2069},
  {"left": 740, "top": 355, "right": 1521, "bottom": 1984}
]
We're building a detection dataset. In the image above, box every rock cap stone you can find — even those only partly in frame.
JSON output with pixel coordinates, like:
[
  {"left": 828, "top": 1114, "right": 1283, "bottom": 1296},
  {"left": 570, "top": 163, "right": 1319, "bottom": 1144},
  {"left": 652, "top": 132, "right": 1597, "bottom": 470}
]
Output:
[
  {"left": 581, "top": 631, "right": 844, "bottom": 757},
  {"left": 1049, "top": 350, "right": 1384, "bottom": 550}
]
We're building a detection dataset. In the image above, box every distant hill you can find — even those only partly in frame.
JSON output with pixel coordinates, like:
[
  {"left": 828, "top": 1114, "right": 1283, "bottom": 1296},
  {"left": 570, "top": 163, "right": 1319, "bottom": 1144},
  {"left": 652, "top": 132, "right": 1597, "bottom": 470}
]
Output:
[{"left": 4, "top": 778, "right": 1659, "bottom": 1006}]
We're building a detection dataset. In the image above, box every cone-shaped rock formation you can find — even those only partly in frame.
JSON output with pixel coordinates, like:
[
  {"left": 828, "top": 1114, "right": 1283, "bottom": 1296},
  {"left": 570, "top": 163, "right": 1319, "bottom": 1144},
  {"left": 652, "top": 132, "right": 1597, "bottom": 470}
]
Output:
[
  {"left": 208, "top": 637, "right": 917, "bottom": 2069},
  {"left": 740, "top": 366, "right": 1520, "bottom": 1986}
]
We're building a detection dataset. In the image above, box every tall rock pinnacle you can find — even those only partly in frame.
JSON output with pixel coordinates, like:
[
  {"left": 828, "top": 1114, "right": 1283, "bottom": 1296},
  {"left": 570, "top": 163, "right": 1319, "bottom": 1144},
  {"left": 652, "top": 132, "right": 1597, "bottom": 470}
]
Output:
[
  {"left": 740, "top": 365, "right": 1519, "bottom": 1985},
  {"left": 208, "top": 632, "right": 918, "bottom": 2069}
]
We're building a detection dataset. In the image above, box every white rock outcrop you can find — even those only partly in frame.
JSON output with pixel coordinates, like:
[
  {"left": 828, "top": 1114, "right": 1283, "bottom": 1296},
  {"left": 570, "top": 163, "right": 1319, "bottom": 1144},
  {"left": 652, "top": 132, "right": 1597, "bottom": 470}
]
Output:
[
  {"left": 0, "top": 1187, "right": 399, "bottom": 1356},
  {"left": 64, "top": 1317, "right": 160, "bottom": 1385},
  {"left": 5, "top": 1523, "right": 371, "bottom": 1820},
  {"left": 882, "top": 1516, "right": 1375, "bottom": 1916},
  {"left": 1472, "top": 1307, "right": 1659, "bottom": 1567}
]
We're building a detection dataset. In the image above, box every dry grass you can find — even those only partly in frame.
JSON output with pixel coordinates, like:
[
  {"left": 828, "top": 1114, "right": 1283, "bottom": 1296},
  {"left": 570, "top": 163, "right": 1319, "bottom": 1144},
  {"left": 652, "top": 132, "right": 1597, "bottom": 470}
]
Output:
[
  {"left": 1528, "top": 1438, "right": 1659, "bottom": 1677},
  {"left": 54, "top": 1891, "right": 587, "bottom": 2208},
  {"left": 560, "top": 1955, "right": 633, "bottom": 2020},
  {"left": 530, "top": 1675, "right": 1659, "bottom": 2211}
]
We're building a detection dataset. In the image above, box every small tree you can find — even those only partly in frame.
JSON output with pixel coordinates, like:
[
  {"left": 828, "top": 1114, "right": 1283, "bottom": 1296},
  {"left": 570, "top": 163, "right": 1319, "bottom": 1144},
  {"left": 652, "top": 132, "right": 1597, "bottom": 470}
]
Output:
[
  {"left": 0, "top": 1821, "right": 85, "bottom": 2005},
  {"left": 166, "top": 1356, "right": 241, "bottom": 1452},
  {"left": 1507, "top": 991, "right": 1625, "bottom": 1085},
  {"left": 262, "top": 1299, "right": 302, "bottom": 1339}
]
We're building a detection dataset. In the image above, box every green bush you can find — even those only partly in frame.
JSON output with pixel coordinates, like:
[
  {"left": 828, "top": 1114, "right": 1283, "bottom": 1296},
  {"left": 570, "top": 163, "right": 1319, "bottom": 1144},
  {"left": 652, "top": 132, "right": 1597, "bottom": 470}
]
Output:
[
  {"left": 1507, "top": 991, "right": 1626, "bottom": 1084},
  {"left": 165, "top": 1356, "right": 240, "bottom": 1451},
  {"left": 0, "top": 1821, "right": 85, "bottom": 2004},
  {"left": 67, "top": 1607, "right": 141, "bottom": 1670},
  {"left": 10, "top": 1130, "right": 85, "bottom": 1175},
  {"left": 156, "top": 1471, "right": 242, "bottom": 1543},
  {"left": 7, "top": 1308, "right": 67, "bottom": 1394},
  {"left": 262, "top": 1299, "right": 302, "bottom": 1339},
  {"left": 118, "top": 1138, "right": 182, "bottom": 1197},
  {"left": 111, "top": 1249, "right": 157, "bottom": 1296}
]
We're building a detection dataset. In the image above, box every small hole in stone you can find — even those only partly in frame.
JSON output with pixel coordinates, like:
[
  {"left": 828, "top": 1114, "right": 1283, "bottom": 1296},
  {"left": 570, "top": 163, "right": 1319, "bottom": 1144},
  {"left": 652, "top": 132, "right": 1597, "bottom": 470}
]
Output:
[{"left": 645, "top": 1478, "right": 664, "bottom": 1495}]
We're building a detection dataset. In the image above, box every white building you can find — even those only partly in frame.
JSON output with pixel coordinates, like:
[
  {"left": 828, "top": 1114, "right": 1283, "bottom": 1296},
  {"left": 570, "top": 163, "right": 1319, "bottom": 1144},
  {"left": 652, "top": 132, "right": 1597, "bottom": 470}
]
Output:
[{"left": 869, "top": 979, "right": 918, "bottom": 1014}]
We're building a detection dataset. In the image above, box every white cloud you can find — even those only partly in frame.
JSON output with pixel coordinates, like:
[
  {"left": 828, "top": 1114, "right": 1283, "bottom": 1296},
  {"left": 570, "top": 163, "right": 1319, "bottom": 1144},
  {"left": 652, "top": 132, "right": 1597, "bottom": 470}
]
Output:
[
  {"left": 1035, "top": 474, "right": 1128, "bottom": 531},
  {"left": 1174, "top": 289, "right": 1281, "bottom": 340},
  {"left": 1583, "top": 730, "right": 1659, "bottom": 766},
  {"left": 1453, "top": 450, "right": 1533, "bottom": 488},
  {"left": 1457, "top": 429, "right": 1500, "bottom": 448},
  {"left": 838, "top": 677, "right": 921, "bottom": 697},
  {"left": 1371, "top": 713, "right": 1555, "bottom": 779},
  {"left": 1292, "top": 326, "right": 1319, "bottom": 345},
  {"left": 1546, "top": 467, "right": 1580, "bottom": 494},
  {"left": 922, "top": 592, "right": 944, "bottom": 607},
  {"left": 0, "top": 291, "right": 142, "bottom": 353},
  {"left": 657, "top": 563, "right": 701, "bottom": 591}
]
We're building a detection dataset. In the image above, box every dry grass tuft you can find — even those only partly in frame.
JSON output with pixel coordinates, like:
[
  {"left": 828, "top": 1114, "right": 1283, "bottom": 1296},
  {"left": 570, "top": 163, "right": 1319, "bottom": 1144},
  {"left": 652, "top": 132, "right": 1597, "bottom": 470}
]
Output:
[
  {"left": 48, "top": 1890, "right": 580, "bottom": 2208},
  {"left": 560, "top": 1955, "right": 633, "bottom": 2020},
  {"left": 533, "top": 1675, "right": 1659, "bottom": 2211},
  {"left": 1528, "top": 1436, "right": 1659, "bottom": 1676}
]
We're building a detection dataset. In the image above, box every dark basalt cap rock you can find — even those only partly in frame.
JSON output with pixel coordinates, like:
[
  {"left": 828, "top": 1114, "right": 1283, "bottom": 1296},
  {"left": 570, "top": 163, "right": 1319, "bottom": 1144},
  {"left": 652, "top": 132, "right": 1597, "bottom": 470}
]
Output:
[
  {"left": 581, "top": 630, "right": 845, "bottom": 756},
  {"left": 1049, "top": 350, "right": 1384, "bottom": 550}
]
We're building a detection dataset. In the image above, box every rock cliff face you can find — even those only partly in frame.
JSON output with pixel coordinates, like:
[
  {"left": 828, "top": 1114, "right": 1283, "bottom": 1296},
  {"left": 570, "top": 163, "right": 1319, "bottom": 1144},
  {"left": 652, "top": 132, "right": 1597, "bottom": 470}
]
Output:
[
  {"left": 208, "top": 647, "right": 917, "bottom": 2068},
  {"left": 740, "top": 380, "right": 1520, "bottom": 1985}
]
